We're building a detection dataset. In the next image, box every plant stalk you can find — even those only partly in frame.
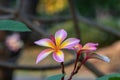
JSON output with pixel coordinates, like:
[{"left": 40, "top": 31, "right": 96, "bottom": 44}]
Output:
[{"left": 61, "top": 62, "right": 65, "bottom": 80}]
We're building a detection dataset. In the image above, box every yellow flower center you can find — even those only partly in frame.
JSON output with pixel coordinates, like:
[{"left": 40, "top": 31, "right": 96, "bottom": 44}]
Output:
[{"left": 54, "top": 45, "right": 61, "bottom": 52}]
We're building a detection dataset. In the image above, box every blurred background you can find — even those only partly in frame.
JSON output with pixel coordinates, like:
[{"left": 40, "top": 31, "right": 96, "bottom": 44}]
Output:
[{"left": 0, "top": 0, "right": 120, "bottom": 80}]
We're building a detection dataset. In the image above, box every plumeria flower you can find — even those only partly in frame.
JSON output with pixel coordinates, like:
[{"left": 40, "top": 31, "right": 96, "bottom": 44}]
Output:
[
  {"left": 74, "top": 43, "right": 110, "bottom": 63},
  {"left": 74, "top": 43, "right": 98, "bottom": 55},
  {"left": 34, "top": 29, "right": 80, "bottom": 63}
]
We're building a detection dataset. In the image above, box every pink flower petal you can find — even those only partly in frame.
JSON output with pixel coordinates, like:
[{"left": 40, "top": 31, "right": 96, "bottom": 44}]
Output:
[
  {"left": 74, "top": 44, "right": 82, "bottom": 52},
  {"left": 61, "top": 38, "right": 80, "bottom": 49},
  {"left": 82, "top": 43, "right": 98, "bottom": 51},
  {"left": 53, "top": 50, "right": 64, "bottom": 62},
  {"left": 55, "top": 29, "right": 67, "bottom": 46},
  {"left": 36, "top": 49, "right": 53, "bottom": 64},
  {"left": 34, "top": 38, "right": 55, "bottom": 48}
]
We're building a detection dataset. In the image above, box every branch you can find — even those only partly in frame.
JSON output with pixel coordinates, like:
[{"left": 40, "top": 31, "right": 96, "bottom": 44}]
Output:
[
  {"left": 15, "top": 0, "right": 21, "bottom": 11},
  {"left": 0, "top": 6, "right": 15, "bottom": 13},
  {"left": 29, "top": 14, "right": 120, "bottom": 38},
  {"left": 84, "top": 61, "right": 105, "bottom": 77},
  {"left": 0, "top": 14, "right": 14, "bottom": 19},
  {"left": 29, "top": 15, "right": 71, "bottom": 24},
  {"left": 61, "top": 62, "right": 65, "bottom": 80},
  {"left": 68, "top": 0, "right": 81, "bottom": 39},
  {"left": 19, "top": 17, "right": 49, "bottom": 37},
  {"left": 0, "top": 60, "right": 74, "bottom": 71},
  {"left": 78, "top": 15, "right": 120, "bottom": 38}
]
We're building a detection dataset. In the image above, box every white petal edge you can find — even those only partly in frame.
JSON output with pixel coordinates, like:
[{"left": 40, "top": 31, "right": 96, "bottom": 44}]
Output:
[{"left": 91, "top": 53, "right": 110, "bottom": 63}]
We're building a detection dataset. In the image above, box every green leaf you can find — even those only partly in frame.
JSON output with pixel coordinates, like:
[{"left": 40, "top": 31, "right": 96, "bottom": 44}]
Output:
[
  {"left": 96, "top": 73, "right": 120, "bottom": 80},
  {"left": 0, "top": 20, "right": 31, "bottom": 32},
  {"left": 46, "top": 74, "right": 65, "bottom": 80},
  {"left": 109, "top": 77, "right": 120, "bottom": 80}
]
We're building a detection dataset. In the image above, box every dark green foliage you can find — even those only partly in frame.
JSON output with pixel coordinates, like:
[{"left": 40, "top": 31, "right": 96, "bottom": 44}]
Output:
[
  {"left": 46, "top": 74, "right": 65, "bottom": 80},
  {"left": 74, "top": 0, "right": 120, "bottom": 17},
  {"left": 96, "top": 73, "right": 120, "bottom": 80},
  {"left": 109, "top": 77, "right": 120, "bottom": 80}
]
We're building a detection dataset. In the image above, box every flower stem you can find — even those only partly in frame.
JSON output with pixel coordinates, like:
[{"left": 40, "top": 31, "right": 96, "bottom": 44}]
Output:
[
  {"left": 74, "top": 57, "right": 89, "bottom": 74},
  {"left": 68, "top": 55, "right": 89, "bottom": 80},
  {"left": 68, "top": 54, "right": 79, "bottom": 80},
  {"left": 61, "top": 62, "right": 65, "bottom": 80}
]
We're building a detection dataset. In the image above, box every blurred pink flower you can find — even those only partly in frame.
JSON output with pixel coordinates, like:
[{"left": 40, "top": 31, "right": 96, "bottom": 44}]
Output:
[
  {"left": 34, "top": 29, "right": 80, "bottom": 63},
  {"left": 5, "top": 33, "right": 24, "bottom": 52}
]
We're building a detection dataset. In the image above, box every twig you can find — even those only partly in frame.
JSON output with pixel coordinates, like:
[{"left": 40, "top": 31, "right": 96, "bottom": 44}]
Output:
[
  {"left": 77, "top": 15, "right": 120, "bottom": 37},
  {"left": 15, "top": 0, "right": 21, "bottom": 11},
  {"left": 68, "top": 55, "right": 79, "bottom": 80},
  {"left": 0, "top": 60, "right": 74, "bottom": 71},
  {"left": 0, "top": 6, "right": 15, "bottom": 13},
  {"left": 74, "top": 57, "right": 89, "bottom": 74},
  {"left": 68, "top": 57, "right": 88, "bottom": 80},
  {"left": 20, "top": 17, "right": 49, "bottom": 37},
  {"left": 29, "top": 15, "right": 71, "bottom": 24},
  {"left": 61, "top": 62, "right": 65, "bottom": 80},
  {"left": 83, "top": 61, "right": 105, "bottom": 77},
  {"left": 29, "top": 14, "right": 120, "bottom": 38},
  {"left": 0, "top": 14, "right": 14, "bottom": 19}
]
